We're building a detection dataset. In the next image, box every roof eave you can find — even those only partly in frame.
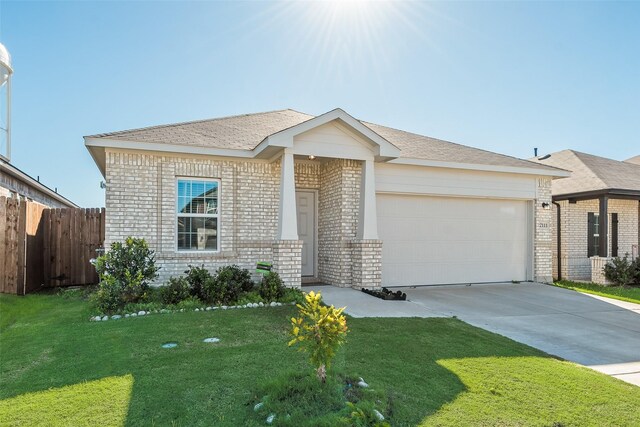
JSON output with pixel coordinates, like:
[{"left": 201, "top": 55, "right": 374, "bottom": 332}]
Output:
[
  {"left": 389, "top": 157, "right": 571, "bottom": 177},
  {"left": 553, "top": 188, "right": 640, "bottom": 201},
  {"left": 0, "top": 159, "right": 78, "bottom": 208}
]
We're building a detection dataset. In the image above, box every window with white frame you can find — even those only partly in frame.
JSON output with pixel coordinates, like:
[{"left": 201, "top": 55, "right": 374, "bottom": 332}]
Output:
[{"left": 177, "top": 178, "right": 219, "bottom": 251}]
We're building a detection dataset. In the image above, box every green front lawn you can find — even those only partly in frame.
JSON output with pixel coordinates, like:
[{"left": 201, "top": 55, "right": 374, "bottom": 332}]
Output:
[
  {"left": 1, "top": 291, "right": 639, "bottom": 426},
  {"left": 553, "top": 280, "right": 640, "bottom": 304}
]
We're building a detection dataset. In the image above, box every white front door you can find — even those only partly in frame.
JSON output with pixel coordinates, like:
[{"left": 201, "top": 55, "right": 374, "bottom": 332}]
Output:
[{"left": 296, "top": 191, "right": 316, "bottom": 277}]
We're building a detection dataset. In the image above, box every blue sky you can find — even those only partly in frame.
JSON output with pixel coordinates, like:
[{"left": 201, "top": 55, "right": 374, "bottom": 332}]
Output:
[{"left": 1, "top": 0, "right": 638, "bottom": 207}]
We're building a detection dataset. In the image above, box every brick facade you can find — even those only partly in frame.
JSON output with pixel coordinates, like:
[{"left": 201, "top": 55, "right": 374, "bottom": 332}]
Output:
[
  {"left": 272, "top": 240, "right": 303, "bottom": 288},
  {"left": 105, "top": 149, "right": 557, "bottom": 289},
  {"left": 534, "top": 177, "right": 554, "bottom": 283},
  {"left": 351, "top": 240, "right": 382, "bottom": 289},
  {"left": 551, "top": 198, "right": 639, "bottom": 281}
]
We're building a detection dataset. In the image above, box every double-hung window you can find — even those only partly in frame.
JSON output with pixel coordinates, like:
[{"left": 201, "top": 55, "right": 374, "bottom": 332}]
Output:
[{"left": 177, "top": 179, "right": 219, "bottom": 251}]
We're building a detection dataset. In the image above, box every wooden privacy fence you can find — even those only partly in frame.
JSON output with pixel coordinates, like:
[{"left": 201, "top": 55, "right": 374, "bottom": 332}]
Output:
[{"left": 0, "top": 197, "right": 105, "bottom": 295}]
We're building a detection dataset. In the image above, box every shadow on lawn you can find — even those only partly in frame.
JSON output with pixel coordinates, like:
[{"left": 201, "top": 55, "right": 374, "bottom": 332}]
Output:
[{"left": 343, "top": 317, "right": 549, "bottom": 426}]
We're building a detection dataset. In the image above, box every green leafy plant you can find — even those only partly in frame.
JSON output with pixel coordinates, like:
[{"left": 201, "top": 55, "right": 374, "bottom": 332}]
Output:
[
  {"left": 603, "top": 255, "right": 638, "bottom": 286},
  {"left": 289, "top": 291, "right": 348, "bottom": 383},
  {"left": 184, "top": 265, "right": 212, "bottom": 300},
  {"left": 344, "top": 401, "right": 390, "bottom": 427},
  {"left": 94, "top": 237, "right": 159, "bottom": 287},
  {"left": 258, "top": 271, "right": 286, "bottom": 301},
  {"left": 204, "top": 265, "right": 254, "bottom": 304},
  {"left": 90, "top": 276, "right": 122, "bottom": 314},
  {"left": 159, "top": 277, "right": 191, "bottom": 305}
]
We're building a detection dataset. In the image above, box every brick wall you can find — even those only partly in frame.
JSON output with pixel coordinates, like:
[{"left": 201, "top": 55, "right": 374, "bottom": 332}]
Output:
[
  {"left": 106, "top": 150, "right": 280, "bottom": 284},
  {"left": 552, "top": 198, "right": 639, "bottom": 281},
  {"left": 317, "top": 159, "right": 361, "bottom": 287},
  {"left": 351, "top": 240, "right": 382, "bottom": 289},
  {"left": 534, "top": 178, "right": 553, "bottom": 283}
]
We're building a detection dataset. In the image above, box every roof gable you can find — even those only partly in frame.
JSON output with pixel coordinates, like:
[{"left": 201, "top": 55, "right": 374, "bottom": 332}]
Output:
[
  {"left": 531, "top": 149, "right": 640, "bottom": 196},
  {"left": 255, "top": 108, "right": 400, "bottom": 161}
]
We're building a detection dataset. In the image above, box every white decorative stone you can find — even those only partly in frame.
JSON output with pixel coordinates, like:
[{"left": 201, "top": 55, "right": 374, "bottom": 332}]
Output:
[
  {"left": 131, "top": 313, "right": 137, "bottom": 317},
  {"left": 222, "top": 306, "right": 228, "bottom": 310},
  {"left": 253, "top": 402, "right": 263, "bottom": 412},
  {"left": 101, "top": 315, "right": 109, "bottom": 321},
  {"left": 357, "top": 378, "right": 368, "bottom": 388},
  {"left": 206, "top": 307, "right": 212, "bottom": 311},
  {"left": 266, "top": 414, "right": 275, "bottom": 424},
  {"left": 373, "top": 409, "right": 384, "bottom": 421},
  {"left": 270, "top": 301, "right": 277, "bottom": 307},
  {"left": 195, "top": 308, "right": 200, "bottom": 312},
  {"left": 111, "top": 315, "right": 122, "bottom": 320},
  {"left": 259, "top": 302, "right": 264, "bottom": 307},
  {"left": 203, "top": 337, "right": 220, "bottom": 343},
  {"left": 125, "top": 314, "right": 130, "bottom": 318},
  {"left": 138, "top": 311, "right": 146, "bottom": 316}
]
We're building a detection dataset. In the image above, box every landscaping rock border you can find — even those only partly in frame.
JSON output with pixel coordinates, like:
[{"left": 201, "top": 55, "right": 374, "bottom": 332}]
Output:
[{"left": 89, "top": 301, "right": 297, "bottom": 322}]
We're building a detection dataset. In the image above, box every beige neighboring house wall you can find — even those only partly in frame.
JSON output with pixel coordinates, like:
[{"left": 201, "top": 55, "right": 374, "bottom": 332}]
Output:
[
  {"left": 90, "top": 108, "right": 567, "bottom": 288},
  {"left": 534, "top": 150, "right": 640, "bottom": 283},
  {"left": 0, "top": 160, "right": 76, "bottom": 208}
]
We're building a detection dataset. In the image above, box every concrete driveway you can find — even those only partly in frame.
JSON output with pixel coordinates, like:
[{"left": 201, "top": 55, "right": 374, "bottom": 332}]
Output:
[{"left": 309, "top": 282, "right": 640, "bottom": 386}]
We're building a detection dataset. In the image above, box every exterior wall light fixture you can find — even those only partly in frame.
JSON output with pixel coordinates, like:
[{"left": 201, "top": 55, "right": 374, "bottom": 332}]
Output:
[
  {"left": 308, "top": 155, "right": 316, "bottom": 160},
  {"left": 541, "top": 202, "right": 550, "bottom": 209}
]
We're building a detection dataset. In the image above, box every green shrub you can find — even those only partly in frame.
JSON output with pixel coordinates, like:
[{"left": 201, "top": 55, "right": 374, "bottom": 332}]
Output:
[
  {"left": 176, "top": 296, "right": 205, "bottom": 311},
  {"left": 289, "top": 291, "right": 349, "bottom": 382},
  {"left": 159, "top": 277, "right": 191, "bottom": 305},
  {"left": 258, "top": 271, "right": 286, "bottom": 302},
  {"left": 95, "top": 237, "right": 159, "bottom": 287},
  {"left": 91, "top": 237, "right": 159, "bottom": 312},
  {"left": 236, "top": 291, "right": 265, "bottom": 305},
  {"left": 184, "top": 265, "right": 212, "bottom": 300},
  {"left": 603, "top": 255, "right": 639, "bottom": 286},
  {"left": 280, "top": 287, "right": 305, "bottom": 304},
  {"left": 204, "top": 265, "right": 254, "bottom": 305},
  {"left": 90, "top": 276, "right": 122, "bottom": 314}
]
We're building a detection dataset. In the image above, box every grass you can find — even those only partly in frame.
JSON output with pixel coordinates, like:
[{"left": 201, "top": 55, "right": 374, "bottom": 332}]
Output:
[
  {"left": 1, "top": 291, "right": 639, "bottom": 426},
  {"left": 553, "top": 280, "right": 640, "bottom": 304}
]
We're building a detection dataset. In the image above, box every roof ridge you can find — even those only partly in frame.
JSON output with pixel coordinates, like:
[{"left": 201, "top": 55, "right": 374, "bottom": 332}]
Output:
[
  {"left": 85, "top": 109, "right": 301, "bottom": 139},
  {"left": 565, "top": 150, "right": 610, "bottom": 189}
]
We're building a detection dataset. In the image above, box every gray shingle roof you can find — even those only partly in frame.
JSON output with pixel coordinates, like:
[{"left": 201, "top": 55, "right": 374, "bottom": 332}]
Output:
[
  {"left": 625, "top": 155, "right": 640, "bottom": 165},
  {"left": 530, "top": 150, "right": 640, "bottom": 196},
  {"left": 88, "top": 109, "right": 562, "bottom": 172}
]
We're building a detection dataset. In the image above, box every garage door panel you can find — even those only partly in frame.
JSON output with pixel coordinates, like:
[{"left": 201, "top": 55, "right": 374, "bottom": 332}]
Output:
[{"left": 377, "top": 194, "right": 529, "bottom": 286}]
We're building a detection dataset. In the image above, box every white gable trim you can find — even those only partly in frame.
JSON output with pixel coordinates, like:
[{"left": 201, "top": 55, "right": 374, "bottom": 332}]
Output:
[{"left": 255, "top": 108, "right": 401, "bottom": 161}]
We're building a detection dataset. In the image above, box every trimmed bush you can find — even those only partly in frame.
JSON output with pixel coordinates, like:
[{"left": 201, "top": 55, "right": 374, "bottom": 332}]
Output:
[
  {"left": 92, "top": 237, "right": 159, "bottom": 313},
  {"left": 603, "top": 255, "right": 640, "bottom": 286},
  {"left": 159, "top": 277, "right": 191, "bottom": 305},
  {"left": 90, "top": 276, "right": 122, "bottom": 314},
  {"left": 204, "top": 265, "right": 254, "bottom": 305},
  {"left": 95, "top": 237, "right": 159, "bottom": 289},
  {"left": 184, "top": 265, "right": 212, "bottom": 301},
  {"left": 258, "top": 271, "right": 286, "bottom": 302}
]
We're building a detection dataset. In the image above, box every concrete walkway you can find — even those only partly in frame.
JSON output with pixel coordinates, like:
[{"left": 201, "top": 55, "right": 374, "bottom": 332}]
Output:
[{"left": 308, "top": 282, "right": 640, "bottom": 386}]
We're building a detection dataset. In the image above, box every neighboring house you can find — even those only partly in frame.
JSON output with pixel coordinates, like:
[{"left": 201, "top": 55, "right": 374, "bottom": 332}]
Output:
[
  {"left": 625, "top": 155, "right": 640, "bottom": 165},
  {"left": 0, "top": 158, "right": 77, "bottom": 208},
  {"left": 531, "top": 150, "right": 640, "bottom": 283},
  {"left": 85, "top": 108, "right": 567, "bottom": 288}
]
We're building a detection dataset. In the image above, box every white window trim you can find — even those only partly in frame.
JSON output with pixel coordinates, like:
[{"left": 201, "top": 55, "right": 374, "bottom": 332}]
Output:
[{"left": 175, "top": 177, "right": 221, "bottom": 253}]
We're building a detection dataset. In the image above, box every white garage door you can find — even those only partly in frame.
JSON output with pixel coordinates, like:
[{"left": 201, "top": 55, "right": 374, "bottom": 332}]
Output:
[{"left": 377, "top": 194, "right": 531, "bottom": 286}]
